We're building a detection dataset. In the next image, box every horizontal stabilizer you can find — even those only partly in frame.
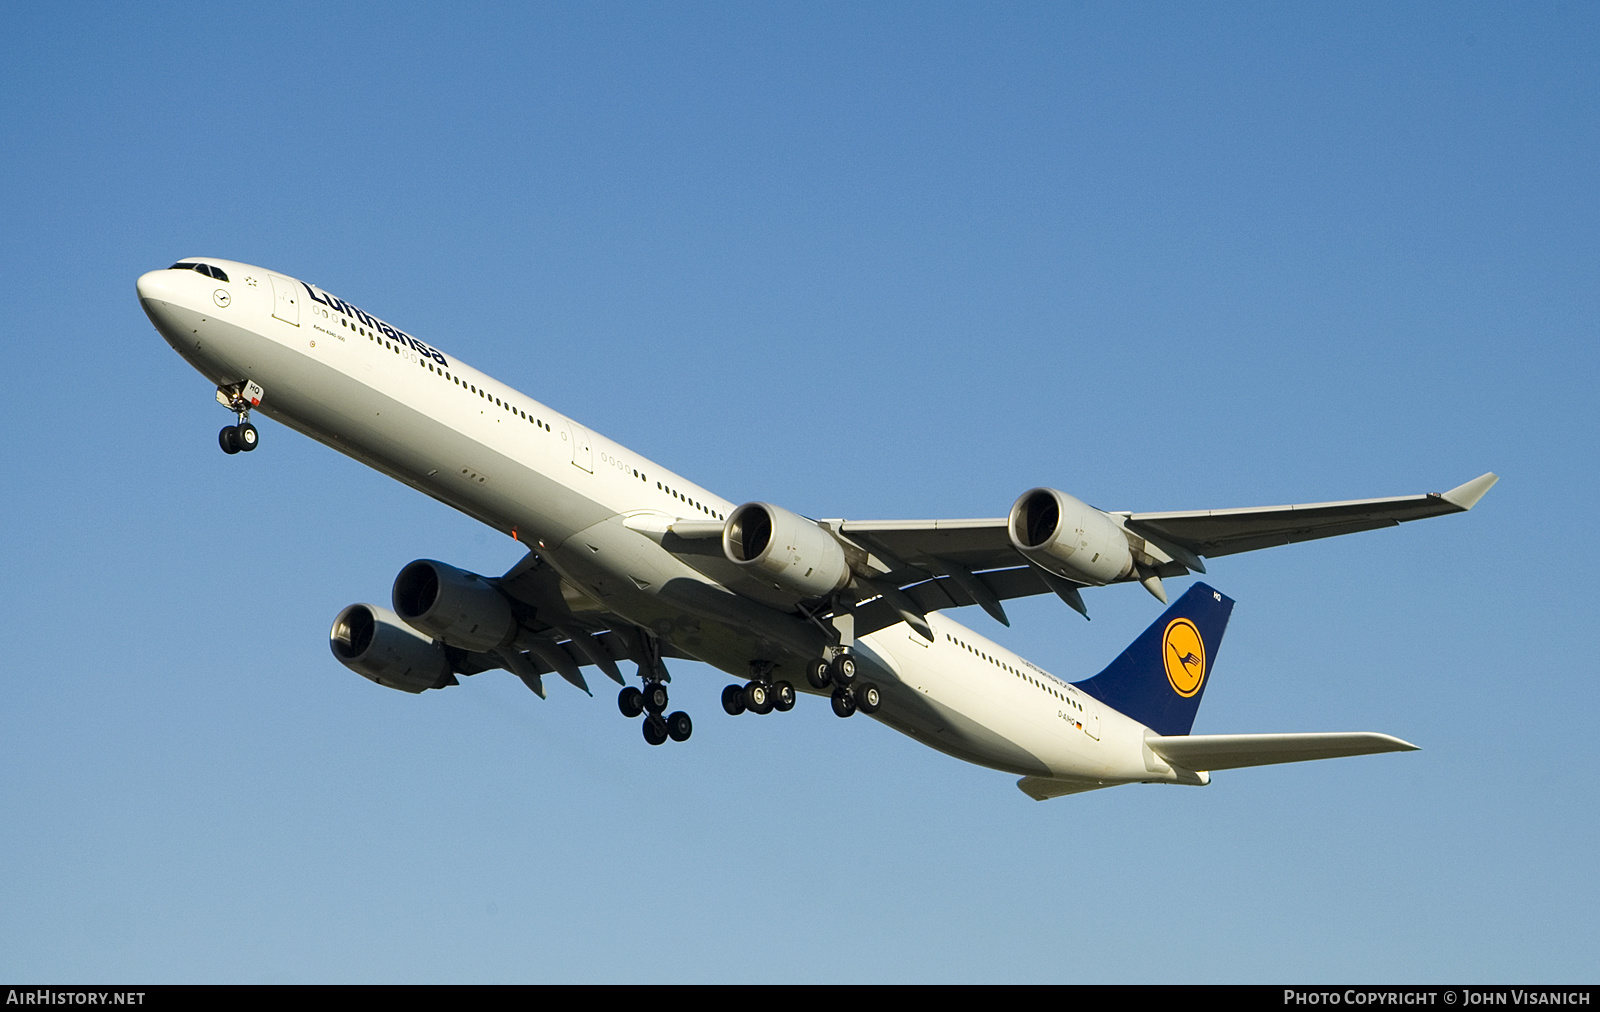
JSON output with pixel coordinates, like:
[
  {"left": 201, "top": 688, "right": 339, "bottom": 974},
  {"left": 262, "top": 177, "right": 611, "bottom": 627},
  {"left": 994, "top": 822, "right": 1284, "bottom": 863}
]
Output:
[{"left": 1146, "top": 731, "right": 1418, "bottom": 771}]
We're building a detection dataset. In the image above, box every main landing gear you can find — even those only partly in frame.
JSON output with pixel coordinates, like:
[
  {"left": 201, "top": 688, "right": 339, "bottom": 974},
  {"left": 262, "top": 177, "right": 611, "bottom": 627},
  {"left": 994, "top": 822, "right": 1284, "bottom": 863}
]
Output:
[
  {"left": 618, "top": 633, "right": 690, "bottom": 746},
  {"left": 813, "top": 650, "right": 880, "bottom": 719},
  {"left": 720, "top": 661, "right": 797, "bottom": 717},
  {"left": 811, "top": 605, "right": 879, "bottom": 719},
  {"left": 721, "top": 653, "right": 880, "bottom": 719},
  {"left": 618, "top": 682, "right": 693, "bottom": 745},
  {"left": 216, "top": 381, "right": 263, "bottom": 455}
]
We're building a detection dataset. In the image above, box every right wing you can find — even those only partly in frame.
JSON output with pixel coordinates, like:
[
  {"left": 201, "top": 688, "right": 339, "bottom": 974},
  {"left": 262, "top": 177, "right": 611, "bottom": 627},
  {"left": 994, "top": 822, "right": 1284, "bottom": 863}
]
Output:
[{"left": 466, "top": 552, "right": 692, "bottom": 699}]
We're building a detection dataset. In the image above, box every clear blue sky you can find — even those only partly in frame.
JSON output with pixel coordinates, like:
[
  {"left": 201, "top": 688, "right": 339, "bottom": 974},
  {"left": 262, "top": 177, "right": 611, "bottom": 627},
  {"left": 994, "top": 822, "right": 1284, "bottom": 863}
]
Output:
[{"left": 1, "top": 3, "right": 1595, "bottom": 983}]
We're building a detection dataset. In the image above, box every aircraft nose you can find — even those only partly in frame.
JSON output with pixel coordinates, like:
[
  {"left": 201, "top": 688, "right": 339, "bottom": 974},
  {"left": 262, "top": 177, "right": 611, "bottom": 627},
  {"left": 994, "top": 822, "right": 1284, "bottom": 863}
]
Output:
[
  {"left": 137, "top": 267, "right": 193, "bottom": 337},
  {"left": 136, "top": 268, "right": 175, "bottom": 305}
]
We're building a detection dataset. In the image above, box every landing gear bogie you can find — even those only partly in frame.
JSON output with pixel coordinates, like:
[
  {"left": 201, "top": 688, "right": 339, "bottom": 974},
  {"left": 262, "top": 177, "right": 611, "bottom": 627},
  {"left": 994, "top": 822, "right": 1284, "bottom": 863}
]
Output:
[
  {"left": 629, "top": 669, "right": 688, "bottom": 745},
  {"left": 725, "top": 674, "right": 796, "bottom": 716}
]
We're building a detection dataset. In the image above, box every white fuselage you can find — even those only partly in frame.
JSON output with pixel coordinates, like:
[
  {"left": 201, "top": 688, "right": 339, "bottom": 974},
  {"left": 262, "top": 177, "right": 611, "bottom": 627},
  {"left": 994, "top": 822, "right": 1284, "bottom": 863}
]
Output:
[{"left": 138, "top": 259, "right": 1180, "bottom": 790}]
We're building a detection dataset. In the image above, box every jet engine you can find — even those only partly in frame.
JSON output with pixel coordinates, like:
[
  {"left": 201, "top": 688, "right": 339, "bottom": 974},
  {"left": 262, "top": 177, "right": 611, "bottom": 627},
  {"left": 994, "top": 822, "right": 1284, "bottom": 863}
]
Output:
[
  {"left": 1007, "top": 487, "right": 1134, "bottom": 586},
  {"left": 722, "top": 501, "right": 852, "bottom": 599},
  {"left": 329, "top": 603, "right": 455, "bottom": 693},
  {"left": 391, "top": 559, "right": 518, "bottom": 652}
]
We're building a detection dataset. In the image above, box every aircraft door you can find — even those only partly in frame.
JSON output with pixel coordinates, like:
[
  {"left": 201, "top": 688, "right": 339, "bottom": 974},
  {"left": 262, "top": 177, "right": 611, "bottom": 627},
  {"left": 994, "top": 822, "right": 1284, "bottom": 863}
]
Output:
[
  {"left": 269, "top": 274, "right": 300, "bottom": 326},
  {"left": 565, "top": 422, "right": 594, "bottom": 473}
]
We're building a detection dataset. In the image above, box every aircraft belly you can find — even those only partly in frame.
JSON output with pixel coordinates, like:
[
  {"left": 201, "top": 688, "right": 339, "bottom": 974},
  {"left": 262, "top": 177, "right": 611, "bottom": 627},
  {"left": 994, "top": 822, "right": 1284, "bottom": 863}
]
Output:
[{"left": 544, "top": 515, "right": 830, "bottom": 678}]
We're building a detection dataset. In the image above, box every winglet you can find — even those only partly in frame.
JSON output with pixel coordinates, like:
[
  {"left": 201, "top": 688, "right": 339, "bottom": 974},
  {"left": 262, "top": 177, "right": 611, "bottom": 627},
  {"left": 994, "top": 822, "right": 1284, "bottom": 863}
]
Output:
[{"left": 1441, "top": 472, "right": 1499, "bottom": 511}]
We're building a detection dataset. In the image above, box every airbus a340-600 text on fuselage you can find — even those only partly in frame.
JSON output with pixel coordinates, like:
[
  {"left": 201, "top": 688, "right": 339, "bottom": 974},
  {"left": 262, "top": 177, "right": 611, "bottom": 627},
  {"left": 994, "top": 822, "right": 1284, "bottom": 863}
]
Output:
[{"left": 137, "top": 258, "right": 1496, "bottom": 799}]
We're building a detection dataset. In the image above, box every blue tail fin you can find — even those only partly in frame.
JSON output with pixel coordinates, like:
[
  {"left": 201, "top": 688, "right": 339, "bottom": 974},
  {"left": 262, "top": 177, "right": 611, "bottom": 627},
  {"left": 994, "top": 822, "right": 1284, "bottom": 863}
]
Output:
[{"left": 1071, "top": 583, "right": 1235, "bottom": 736}]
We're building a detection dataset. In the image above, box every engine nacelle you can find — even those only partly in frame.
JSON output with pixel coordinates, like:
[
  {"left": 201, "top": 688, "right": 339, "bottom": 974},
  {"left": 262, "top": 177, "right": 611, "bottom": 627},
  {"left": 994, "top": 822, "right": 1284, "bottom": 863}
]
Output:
[
  {"left": 329, "top": 603, "right": 454, "bottom": 693},
  {"left": 391, "top": 559, "right": 518, "bottom": 652},
  {"left": 1007, "top": 487, "right": 1134, "bottom": 586},
  {"left": 723, "top": 501, "right": 852, "bottom": 599}
]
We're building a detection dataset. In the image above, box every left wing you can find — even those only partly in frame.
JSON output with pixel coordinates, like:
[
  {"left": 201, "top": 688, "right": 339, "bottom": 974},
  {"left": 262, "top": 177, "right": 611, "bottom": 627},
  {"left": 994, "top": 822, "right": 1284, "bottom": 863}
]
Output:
[
  {"left": 825, "top": 473, "right": 1497, "bottom": 634},
  {"left": 1122, "top": 472, "right": 1499, "bottom": 560}
]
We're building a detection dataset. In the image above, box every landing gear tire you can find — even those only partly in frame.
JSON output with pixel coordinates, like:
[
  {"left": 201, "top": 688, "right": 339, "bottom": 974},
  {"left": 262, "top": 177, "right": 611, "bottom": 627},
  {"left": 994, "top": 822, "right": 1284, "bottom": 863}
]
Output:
[
  {"left": 743, "top": 682, "right": 772, "bottom": 715},
  {"left": 618, "top": 686, "right": 645, "bottom": 718},
  {"left": 831, "top": 687, "right": 857, "bottom": 718},
  {"left": 666, "top": 711, "right": 693, "bottom": 742},
  {"left": 235, "top": 422, "right": 258, "bottom": 451},
  {"left": 829, "top": 653, "right": 857, "bottom": 686},
  {"left": 219, "top": 426, "right": 240, "bottom": 454},
  {"left": 805, "top": 658, "right": 832, "bottom": 689},
  {"left": 644, "top": 682, "right": 669, "bottom": 714},
  {"left": 721, "top": 684, "right": 747, "bottom": 716},
  {"left": 772, "top": 681, "right": 796, "bottom": 712},
  {"left": 855, "top": 682, "right": 882, "bottom": 714},
  {"left": 642, "top": 714, "right": 668, "bottom": 746}
]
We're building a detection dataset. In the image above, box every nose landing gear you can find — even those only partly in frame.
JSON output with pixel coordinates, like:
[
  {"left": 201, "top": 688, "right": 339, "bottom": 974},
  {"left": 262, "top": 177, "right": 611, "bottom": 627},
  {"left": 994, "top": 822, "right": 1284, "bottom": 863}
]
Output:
[
  {"left": 219, "top": 421, "right": 258, "bottom": 454},
  {"left": 216, "top": 381, "right": 264, "bottom": 455}
]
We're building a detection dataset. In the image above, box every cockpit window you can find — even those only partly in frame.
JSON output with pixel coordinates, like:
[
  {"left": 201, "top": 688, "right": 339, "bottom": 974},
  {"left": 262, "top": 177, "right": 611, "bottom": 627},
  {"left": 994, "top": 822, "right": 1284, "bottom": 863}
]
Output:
[{"left": 168, "top": 262, "right": 229, "bottom": 282}]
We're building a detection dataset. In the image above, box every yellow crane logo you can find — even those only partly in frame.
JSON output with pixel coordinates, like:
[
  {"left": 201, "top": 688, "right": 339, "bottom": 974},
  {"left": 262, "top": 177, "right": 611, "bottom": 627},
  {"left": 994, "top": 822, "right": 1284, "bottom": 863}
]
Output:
[{"left": 1163, "top": 618, "right": 1207, "bottom": 697}]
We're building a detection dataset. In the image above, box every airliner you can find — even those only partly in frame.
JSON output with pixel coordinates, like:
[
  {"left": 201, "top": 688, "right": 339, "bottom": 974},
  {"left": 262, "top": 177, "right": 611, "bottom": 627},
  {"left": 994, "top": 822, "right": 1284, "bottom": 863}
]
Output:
[{"left": 137, "top": 258, "right": 1497, "bottom": 799}]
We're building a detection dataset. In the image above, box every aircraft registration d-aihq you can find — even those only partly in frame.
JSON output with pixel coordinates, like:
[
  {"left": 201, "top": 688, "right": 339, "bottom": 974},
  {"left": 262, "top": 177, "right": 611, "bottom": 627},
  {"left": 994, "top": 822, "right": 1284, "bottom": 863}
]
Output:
[{"left": 138, "top": 259, "right": 1497, "bottom": 800}]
